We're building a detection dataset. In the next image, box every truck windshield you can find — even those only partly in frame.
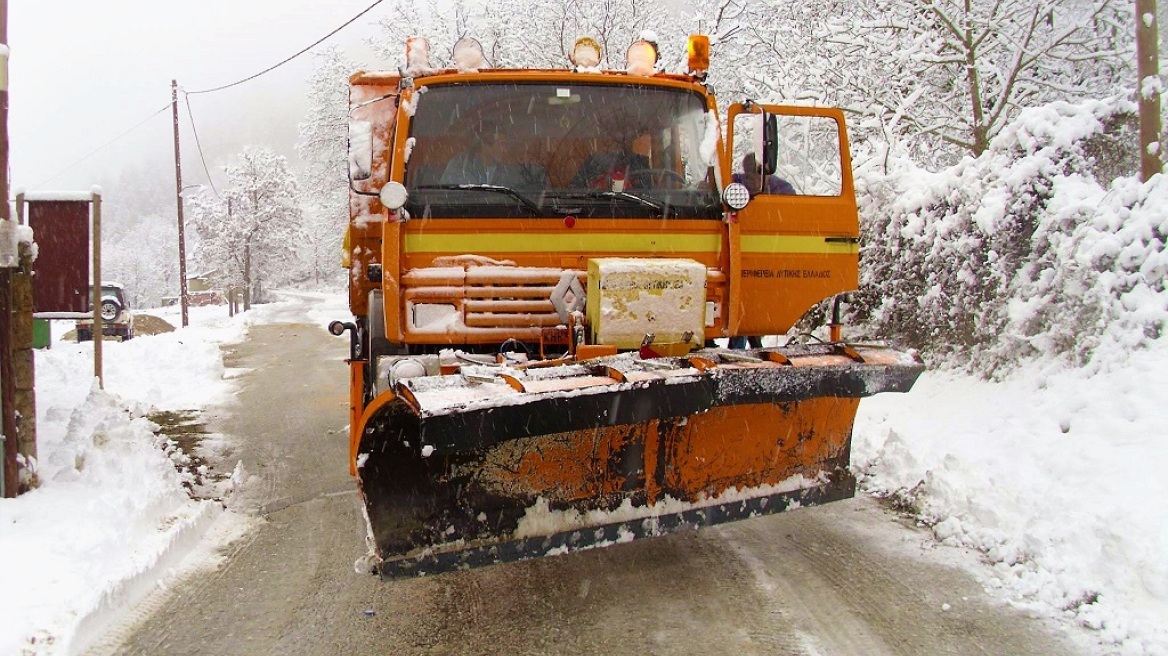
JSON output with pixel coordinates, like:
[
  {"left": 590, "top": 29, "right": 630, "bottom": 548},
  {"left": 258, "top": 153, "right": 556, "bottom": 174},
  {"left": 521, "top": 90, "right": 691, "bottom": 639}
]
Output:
[{"left": 404, "top": 82, "right": 721, "bottom": 219}]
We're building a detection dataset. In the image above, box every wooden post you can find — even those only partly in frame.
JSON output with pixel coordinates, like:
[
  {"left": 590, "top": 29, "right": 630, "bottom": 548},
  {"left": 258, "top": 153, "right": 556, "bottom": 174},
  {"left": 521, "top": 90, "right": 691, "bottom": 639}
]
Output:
[
  {"left": 92, "top": 190, "right": 103, "bottom": 389},
  {"left": 1138, "top": 0, "right": 1162, "bottom": 180},
  {"left": 0, "top": 265, "right": 12, "bottom": 498},
  {"left": 12, "top": 239, "right": 34, "bottom": 490},
  {"left": 8, "top": 192, "right": 33, "bottom": 489}
]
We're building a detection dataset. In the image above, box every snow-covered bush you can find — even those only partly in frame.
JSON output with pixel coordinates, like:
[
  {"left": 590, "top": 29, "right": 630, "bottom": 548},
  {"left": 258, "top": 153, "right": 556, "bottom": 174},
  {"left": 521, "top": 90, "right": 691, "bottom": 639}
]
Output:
[{"left": 853, "top": 97, "right": 1168, "bottom": 375}]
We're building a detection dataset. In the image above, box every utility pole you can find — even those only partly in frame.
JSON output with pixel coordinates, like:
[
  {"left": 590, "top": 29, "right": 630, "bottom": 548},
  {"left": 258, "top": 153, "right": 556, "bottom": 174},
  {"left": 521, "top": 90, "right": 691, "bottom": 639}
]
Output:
[
  {"left": 172, "top": 80, "right": 190, "bottom": 327},
  {"left": 1138, "top": 0, "right": 1163, "bottom": 181}
]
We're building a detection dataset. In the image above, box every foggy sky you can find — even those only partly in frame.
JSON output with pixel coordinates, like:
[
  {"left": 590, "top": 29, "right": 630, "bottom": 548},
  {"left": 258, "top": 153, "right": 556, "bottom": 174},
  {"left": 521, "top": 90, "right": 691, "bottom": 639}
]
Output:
[{"left": 9, "top": 0, "right": 385, "bottom": 193}]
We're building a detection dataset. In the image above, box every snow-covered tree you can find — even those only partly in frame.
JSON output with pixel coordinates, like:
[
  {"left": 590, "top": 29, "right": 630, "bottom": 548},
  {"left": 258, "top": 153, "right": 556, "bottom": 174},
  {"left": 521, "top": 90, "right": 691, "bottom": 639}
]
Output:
[
  {"left": 95, "top": 159, "right": 184, "bottom": 308},
  {"left": 869, "top": 0, "right": 1132, "bottom": 157},
  {"left": 296, "top": 47, "right": 357, "bottom": 287},
  {"left": 104, "top": 214, "right": 179, "bottom": 308},
  {"left": 365, "top": 0, "right": 681, "bottom": 70},
  {"left": 851, "top": 97, "right": 1164, "bottom": 374},
  {"left": 190, "top": 146, "right": 303, "bottom": 309},
  {"left": 698, "top": 0, "right": 1133, "bottom": 163}
]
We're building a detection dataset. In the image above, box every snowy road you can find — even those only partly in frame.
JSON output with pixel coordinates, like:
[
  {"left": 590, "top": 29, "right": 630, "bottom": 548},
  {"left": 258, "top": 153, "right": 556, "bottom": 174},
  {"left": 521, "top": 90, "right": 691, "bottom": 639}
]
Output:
[{"left": 96, "top": 321, "right": 1088, "bottom": 655}]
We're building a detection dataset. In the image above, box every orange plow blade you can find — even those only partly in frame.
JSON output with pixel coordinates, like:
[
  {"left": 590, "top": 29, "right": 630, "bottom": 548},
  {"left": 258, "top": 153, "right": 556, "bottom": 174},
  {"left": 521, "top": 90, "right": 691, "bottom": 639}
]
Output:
[{"left": 356, "top": 344, "right": 924, "bottom": 577}]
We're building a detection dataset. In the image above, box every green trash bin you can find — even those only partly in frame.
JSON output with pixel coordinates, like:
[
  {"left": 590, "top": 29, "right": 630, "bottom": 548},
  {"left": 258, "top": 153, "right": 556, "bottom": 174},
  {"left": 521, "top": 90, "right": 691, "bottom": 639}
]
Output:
[{"left": 32, "top": 318, "right": 51, "bottom": 349}]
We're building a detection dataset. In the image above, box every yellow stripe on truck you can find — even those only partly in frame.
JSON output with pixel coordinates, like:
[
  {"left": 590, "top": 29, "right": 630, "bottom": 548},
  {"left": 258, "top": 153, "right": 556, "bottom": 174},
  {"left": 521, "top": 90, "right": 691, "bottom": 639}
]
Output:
[
  {"left": 405, "top": 233, "right": 722, "bottom": 254},
  {"left": 740, "top": 235, "right": 859, "bottom": 255}
]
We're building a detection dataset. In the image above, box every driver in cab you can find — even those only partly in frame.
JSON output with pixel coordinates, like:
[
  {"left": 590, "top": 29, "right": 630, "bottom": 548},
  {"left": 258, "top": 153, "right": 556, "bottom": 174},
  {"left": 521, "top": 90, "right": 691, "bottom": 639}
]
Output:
[
  {"left": 441, "top": 121, "right": 545, "bottom": 190},
  {"left": 574, "top": 134, "right": 654, "bottom": 190}
]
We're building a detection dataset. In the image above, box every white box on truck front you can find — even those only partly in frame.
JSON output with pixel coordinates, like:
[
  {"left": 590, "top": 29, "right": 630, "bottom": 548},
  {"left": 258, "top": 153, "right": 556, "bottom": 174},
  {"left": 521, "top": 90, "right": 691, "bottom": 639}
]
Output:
[{"left": 586, "top": 258, "right": 707, "bottom": 349}]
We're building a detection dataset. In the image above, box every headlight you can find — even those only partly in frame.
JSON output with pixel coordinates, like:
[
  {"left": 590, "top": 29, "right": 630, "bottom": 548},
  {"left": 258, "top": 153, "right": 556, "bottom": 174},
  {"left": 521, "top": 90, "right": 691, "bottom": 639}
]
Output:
[
  {"left": 379, "top": 181, "right": 408, "bottom": 211},
  {"left": 389, "top": 358, "right": 428, "bottom": 387}
]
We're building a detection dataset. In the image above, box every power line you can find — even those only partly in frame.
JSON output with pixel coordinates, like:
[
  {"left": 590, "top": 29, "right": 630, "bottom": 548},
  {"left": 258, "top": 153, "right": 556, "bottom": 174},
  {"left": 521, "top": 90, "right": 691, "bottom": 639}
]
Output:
[
  {"left": 183, "top": 94, "right": 222, "bottom": 200},
  {"left": 186, "top": 0, "right": 386, "bottom": 96},
  {"left": 30, "top": 0, "right": 385, "bottom": 191},
  {"left": 29, "top": 104, "right": 170, "bottom": 190}
]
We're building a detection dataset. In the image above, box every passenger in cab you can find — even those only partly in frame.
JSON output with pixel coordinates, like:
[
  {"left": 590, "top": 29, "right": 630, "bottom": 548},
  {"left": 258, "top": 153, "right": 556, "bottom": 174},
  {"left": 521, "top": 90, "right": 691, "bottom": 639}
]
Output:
[{"left": 733, "top": 152, "right": 795, "bottom": 196}]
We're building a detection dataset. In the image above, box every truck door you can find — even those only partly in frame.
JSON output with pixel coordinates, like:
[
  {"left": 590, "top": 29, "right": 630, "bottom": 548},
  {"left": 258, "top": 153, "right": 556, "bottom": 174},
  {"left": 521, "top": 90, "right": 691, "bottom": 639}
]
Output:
[{"left": 725, "top": 104, "right": 859, "bottom": 337}]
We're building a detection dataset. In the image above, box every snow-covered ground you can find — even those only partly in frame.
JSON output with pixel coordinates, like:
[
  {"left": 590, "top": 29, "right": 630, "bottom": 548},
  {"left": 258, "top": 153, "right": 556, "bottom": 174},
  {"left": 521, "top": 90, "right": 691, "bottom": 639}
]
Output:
[
  {"left": 854, "top": 338, "right": 1168, "bottom": 655},
  {"left": 1, "top": 292, "right": 1165, "bottom": 654},
  {"left": 0, "top": 293, "right": 346, "bottom": 655}
]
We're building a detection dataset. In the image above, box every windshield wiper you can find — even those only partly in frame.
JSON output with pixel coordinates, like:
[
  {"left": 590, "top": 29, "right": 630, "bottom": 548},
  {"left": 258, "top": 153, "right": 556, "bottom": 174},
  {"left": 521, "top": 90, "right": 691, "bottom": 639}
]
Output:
[
  {"left": 557, "top": 190, "right": 667, "bottom": 216},
  {"left": 413, "top": 184, "right": 545, "bottom": 216}
]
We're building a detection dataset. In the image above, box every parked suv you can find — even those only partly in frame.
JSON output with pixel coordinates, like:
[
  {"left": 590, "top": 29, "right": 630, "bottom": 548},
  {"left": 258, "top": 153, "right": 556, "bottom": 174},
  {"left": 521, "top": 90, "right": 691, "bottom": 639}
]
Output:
[{"left": 76, "top": 283, "right": 134, "bottom": 341}]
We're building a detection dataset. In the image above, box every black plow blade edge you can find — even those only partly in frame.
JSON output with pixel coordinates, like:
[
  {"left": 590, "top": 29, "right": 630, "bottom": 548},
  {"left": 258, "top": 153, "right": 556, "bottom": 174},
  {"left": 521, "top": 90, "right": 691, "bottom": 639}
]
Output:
[{"left": 376, "top": 469, "right": 856, "bottom": 578}]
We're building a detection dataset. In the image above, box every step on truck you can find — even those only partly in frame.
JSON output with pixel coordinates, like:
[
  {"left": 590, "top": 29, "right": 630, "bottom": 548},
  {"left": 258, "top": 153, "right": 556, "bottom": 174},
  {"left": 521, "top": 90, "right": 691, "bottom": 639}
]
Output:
[{"left": 331, "top": 34, "right": 924, "bottom": 577}]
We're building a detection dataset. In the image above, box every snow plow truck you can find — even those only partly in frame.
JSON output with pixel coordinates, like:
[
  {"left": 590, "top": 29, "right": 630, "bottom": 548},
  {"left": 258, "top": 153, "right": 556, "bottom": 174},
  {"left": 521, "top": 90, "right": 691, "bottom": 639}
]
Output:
[{"left": 331, "top": 34, "right": 924, "bottom": 577}]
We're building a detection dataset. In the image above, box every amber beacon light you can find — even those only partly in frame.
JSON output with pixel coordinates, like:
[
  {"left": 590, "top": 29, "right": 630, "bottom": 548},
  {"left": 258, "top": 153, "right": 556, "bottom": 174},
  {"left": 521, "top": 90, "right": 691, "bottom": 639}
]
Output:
[{"left": 687, "top": 35, "right": 710, "bottom": 76}]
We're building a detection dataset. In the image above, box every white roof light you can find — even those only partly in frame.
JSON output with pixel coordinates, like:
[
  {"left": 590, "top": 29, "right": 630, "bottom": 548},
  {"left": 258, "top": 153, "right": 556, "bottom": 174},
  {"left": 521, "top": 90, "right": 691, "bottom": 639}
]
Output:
[
  {"left": 571, "top": 37, "right": 602, "bottom": 70},
  {"left": 626, "top": 40, "right": 657, "bottom": 76},
  {"left": 453, "top": 37, "right": 487, "bottom": 73}
]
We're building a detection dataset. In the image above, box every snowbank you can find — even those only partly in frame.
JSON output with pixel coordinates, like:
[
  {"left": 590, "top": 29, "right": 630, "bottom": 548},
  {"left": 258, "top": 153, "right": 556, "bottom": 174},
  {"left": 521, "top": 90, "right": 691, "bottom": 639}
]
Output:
[
  {"left": 852, "top": 96, "right": 1168, "bottom": 655},
  {"left": 854, "top": 340, "right": 1168, "bottom": 654},
  {"left": 855, "top": 97, "right": 1167, "bottom": 376},
  {"left": 0, "top": 301, "right": 281, "bottom": 655},
  {"left": 2, "top": 388, "right": 225, "bottom": 654}
]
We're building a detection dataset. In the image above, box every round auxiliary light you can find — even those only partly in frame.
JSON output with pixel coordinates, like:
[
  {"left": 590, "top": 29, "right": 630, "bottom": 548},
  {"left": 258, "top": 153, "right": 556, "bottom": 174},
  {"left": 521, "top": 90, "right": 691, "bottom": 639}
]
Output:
[
  {"left": 389, "top": 358, "right": 428, "bottom": 387},
  {"left": 723, "top": 182, "right": 751, "bottom": 210},
  {"left": 626, "top": 40, "right": 657, "bottom": 76},
  {"left": 571, "top": 37, "right": 602, "bottom": 69},
  {"left": 328, "top": 321, "right": 347, "bottom": 336},
  {"left": 379, "top": 181, "right": 408, "bottom": 211},
  {"left": 453, "top": 37, "right": 487, "bottom": 72}
]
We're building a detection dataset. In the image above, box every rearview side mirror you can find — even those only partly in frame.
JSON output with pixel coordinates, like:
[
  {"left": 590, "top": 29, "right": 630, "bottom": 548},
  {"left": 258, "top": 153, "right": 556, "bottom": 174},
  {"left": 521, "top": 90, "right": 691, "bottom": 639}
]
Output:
[
  {"left": 349, "top": 120, "right": 373, "bottom": 181},
  {"left": 761, "top": 113, "right": 778, "bottom": 176}
]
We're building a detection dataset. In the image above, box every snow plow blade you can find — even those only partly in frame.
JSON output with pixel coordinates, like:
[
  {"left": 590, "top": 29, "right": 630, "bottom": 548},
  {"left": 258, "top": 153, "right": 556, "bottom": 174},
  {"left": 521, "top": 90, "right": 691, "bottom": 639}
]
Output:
[{"left": 356, "top": 344, "right": 923, "bottom": 577}]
